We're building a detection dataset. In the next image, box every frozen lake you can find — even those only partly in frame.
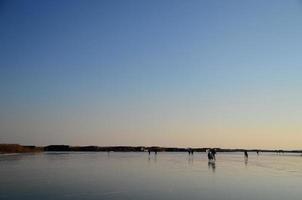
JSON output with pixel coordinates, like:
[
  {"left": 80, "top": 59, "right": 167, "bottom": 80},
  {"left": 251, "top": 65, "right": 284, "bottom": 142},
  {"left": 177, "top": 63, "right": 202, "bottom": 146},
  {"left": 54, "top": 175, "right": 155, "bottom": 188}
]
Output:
[{"left": 0, "top": 152, "right": 301, "bottom": 200}]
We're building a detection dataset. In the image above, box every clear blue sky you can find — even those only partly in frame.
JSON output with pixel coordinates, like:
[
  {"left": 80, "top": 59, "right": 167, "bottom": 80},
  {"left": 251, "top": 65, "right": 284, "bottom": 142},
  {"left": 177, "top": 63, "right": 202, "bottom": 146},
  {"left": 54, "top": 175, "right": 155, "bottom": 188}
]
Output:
[{"left": 1, "top": 0, "right": 302, "bottom": 149}]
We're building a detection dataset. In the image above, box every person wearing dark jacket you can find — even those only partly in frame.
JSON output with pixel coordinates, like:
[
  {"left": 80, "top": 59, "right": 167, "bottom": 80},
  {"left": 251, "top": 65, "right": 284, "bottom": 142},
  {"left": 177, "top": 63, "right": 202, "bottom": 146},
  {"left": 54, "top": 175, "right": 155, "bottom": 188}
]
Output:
[{"left": 244, "top": 150, "right": 248, "bottom": 158}]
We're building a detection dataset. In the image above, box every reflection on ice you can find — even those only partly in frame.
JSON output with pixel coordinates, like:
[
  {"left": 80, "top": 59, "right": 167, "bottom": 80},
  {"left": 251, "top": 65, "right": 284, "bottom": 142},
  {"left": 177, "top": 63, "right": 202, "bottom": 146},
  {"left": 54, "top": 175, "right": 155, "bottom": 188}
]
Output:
[{"left": 0, "top": 152, "right": 302, "bottom": 200}]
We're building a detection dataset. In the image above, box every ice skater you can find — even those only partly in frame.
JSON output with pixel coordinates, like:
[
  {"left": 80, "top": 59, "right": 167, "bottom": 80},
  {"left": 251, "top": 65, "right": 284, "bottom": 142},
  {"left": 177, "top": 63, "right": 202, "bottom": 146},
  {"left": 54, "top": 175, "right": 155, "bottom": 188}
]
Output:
[
  {"left": 207, "top": 149, "right": 215, "bottom": 161},
  {"left": 244, "top": 150, "right": 248, "bottom": 158}
]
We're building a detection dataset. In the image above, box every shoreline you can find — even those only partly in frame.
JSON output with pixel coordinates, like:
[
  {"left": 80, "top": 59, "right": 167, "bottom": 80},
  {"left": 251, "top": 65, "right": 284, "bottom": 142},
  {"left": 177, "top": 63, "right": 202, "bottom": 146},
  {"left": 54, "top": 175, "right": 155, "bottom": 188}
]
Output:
[{"left": 1, "top": 144, "right": 301, "bottom": 154}]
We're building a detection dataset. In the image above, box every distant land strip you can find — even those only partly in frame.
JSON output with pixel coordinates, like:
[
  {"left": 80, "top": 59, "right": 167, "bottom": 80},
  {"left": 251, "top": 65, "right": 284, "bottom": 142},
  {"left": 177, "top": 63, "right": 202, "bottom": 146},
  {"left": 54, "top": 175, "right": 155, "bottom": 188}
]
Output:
[{"left": 1, "top": 144, "right": 302, "bottom": 154}]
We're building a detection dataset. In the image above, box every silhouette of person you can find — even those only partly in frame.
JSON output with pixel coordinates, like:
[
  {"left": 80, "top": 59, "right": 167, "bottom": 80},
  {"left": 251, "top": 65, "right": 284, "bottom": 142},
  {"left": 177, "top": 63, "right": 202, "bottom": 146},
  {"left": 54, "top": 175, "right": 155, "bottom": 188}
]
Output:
[
  {"left": 210, "top": 149, "right": 216, "bottom": 160},
  {"left": 244, "top": 150, "right": 248, "bottom": 158},
  {"left": 207, "top": 149, "right": 214, "bottom": 161}
]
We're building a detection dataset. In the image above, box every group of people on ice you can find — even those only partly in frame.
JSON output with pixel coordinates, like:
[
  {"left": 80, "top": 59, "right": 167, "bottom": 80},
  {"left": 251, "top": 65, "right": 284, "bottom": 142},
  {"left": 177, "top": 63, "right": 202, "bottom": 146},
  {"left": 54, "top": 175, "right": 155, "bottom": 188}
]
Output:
[
  {"left": 205, "top": 148, "right": 249, "bottom": 162},
  {"left": 207, "top": 149, "right": 217, "bottom": 161}
]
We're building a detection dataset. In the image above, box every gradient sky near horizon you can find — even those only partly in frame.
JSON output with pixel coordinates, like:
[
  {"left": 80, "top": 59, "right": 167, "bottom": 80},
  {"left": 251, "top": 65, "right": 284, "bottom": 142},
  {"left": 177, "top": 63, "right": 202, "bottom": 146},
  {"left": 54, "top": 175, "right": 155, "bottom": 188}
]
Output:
[{"left": 1, "top": 0, "right": 302, "bottom": 149}]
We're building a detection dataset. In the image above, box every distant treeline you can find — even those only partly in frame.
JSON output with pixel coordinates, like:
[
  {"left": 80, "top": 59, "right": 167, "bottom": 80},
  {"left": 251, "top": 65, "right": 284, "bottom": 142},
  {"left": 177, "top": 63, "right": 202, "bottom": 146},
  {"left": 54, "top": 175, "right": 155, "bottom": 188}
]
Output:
[
  {"left": 1, "top": 144, "right": 301, "bottom": 154},
  {"left": 43, "top": 145, "right": 302, "bottom": 153},
  {"left": 43, "top": 145, "right": 205, "bottom": 152}
]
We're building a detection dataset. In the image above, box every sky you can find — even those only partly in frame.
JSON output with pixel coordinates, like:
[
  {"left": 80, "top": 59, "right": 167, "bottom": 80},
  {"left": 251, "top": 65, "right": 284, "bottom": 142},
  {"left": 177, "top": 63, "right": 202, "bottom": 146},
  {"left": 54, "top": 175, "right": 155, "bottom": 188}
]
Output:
[{"left": 1, "top": 0, "right": 302, "bottom": 149}]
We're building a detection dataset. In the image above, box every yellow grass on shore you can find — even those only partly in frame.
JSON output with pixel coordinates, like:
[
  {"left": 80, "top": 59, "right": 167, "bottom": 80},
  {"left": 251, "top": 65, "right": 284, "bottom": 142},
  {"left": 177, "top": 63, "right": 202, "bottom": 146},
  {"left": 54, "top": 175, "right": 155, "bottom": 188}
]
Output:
[{"left": 0, "top": 144, "right": 42, "bottom": 153}]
